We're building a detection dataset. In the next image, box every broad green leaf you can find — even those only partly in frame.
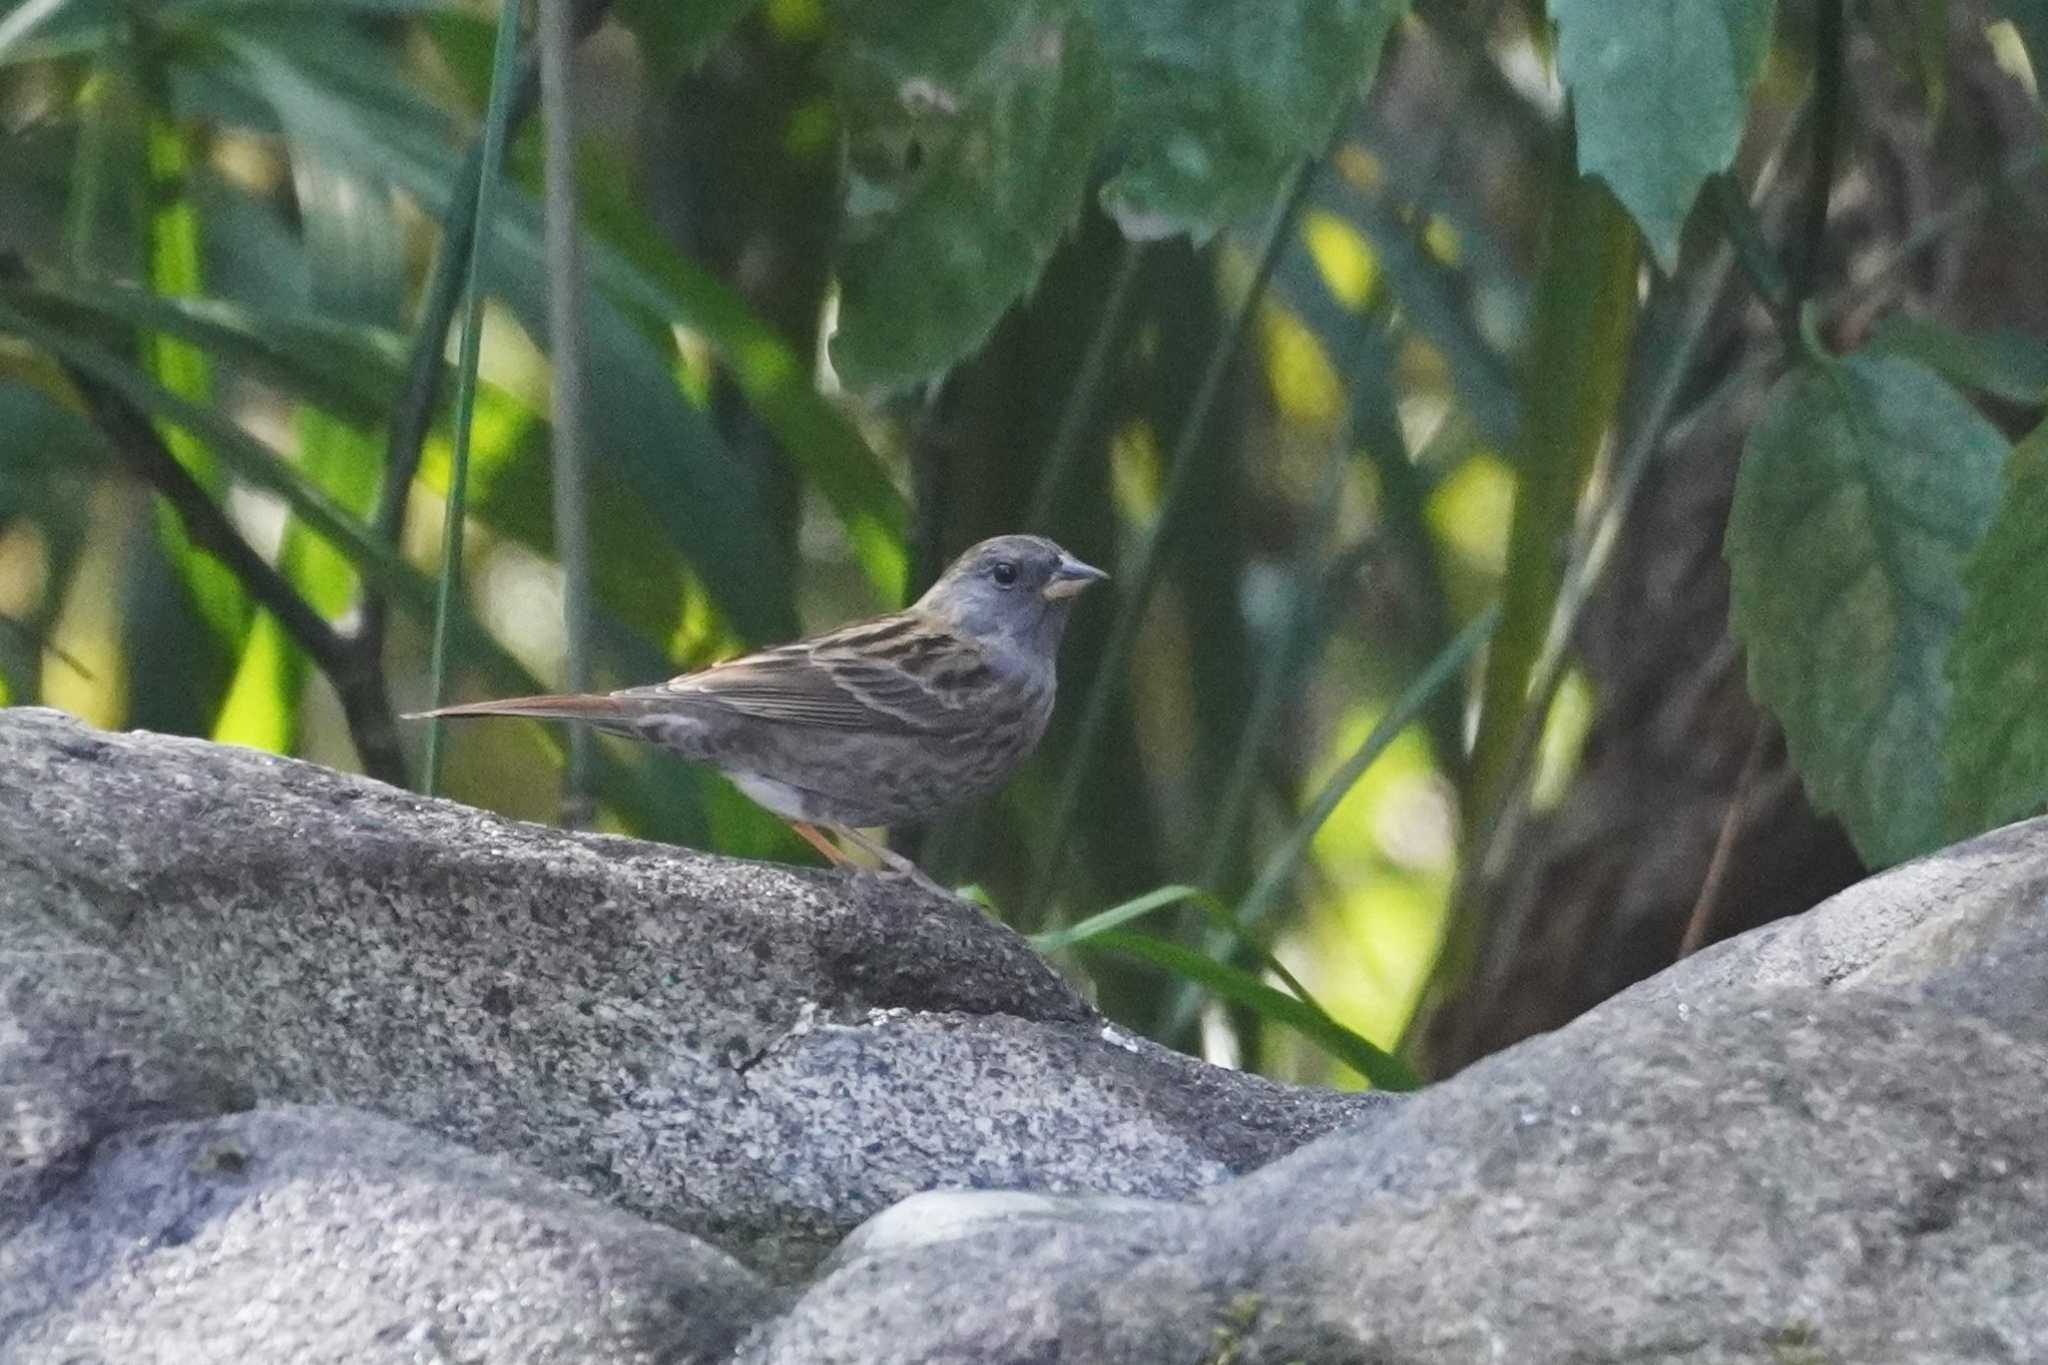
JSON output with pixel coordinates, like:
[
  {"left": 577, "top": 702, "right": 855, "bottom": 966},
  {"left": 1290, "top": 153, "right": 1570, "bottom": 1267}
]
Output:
[
  {"left": 572, "top": 154, "right": 909, "bottom": 601},
  {"left": 1088, "top": 929, "right": 1419, "bottom": 1089},
  {"left": 1726, "top": 354, "right": 2008, "bottom": 866},
  {"left": 828, "top": 0, "right": 1112, "bottom": 386},
  {"left": 2001, "top": 1, "right": 2048, "bottom": 80},
  {"left": 2, "top": 281, "right": 405, "bottom": 424},
  {"left": 1094, "top": 0, "right": 1402, "bottom": 240},
  {"left": 1863, "top": 315, "right": 2048, "bottom": 406},
  {"left": 1548, "top": 0, "right": 1776, "bottom": 270},
  {"left": 1943, "top": 422, "right": 2048, "bottom": 835}
]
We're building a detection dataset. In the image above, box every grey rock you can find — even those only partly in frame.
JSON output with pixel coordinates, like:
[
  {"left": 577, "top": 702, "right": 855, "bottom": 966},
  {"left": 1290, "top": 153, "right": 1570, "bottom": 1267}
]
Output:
[
  {"left": 20, "top": 701, "right": 2048, "bottom": 1365},
  {"left": 0, "top": 707, "right": 1383, "bottom": 1279},
  {"left": 822, "top": 1184, "right": 1181, "bottom": 1272},
  {"left": 1615, "top": 816, "right": 2048, "bottom": 1011},
  {"left": 1, "top": 1105, "right": 777, "bottom": 1365},
  {"left": 743, "top": 821, "right": 2048, "bottom": 1364},
  {"left": 0, "top": 932, "right": 248, "bottom": 1234}
]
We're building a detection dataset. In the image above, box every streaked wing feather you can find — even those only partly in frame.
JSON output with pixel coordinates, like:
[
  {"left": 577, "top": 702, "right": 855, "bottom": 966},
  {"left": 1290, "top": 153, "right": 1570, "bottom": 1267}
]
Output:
[{"left": 623, "top": 613, "right": 988, "bottom": 735}]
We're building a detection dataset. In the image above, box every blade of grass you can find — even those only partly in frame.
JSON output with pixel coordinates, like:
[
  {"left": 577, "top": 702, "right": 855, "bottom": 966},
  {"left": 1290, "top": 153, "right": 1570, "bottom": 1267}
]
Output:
[
  {"left": 1089, "top": 929, "right": 1419, "bottom": 1090},
  {"left": 1153, "top": 604, "right": 1498, "bottom": 1043},
  {"left": 1240, "top": 604, "right": 1499, "bottom": 932},
  {"left": 421, "top": 0, "right": 525, "bottom": 794},
  {"left": 1029, "top": 883, "right": 1208, "bottom": 953}
]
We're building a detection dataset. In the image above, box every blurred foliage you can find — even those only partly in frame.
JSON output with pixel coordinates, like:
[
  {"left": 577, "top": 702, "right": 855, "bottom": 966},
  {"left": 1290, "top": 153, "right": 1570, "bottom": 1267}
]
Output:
[{"left": 4, "top": 0, "right": 2048, "bottom": 1084}]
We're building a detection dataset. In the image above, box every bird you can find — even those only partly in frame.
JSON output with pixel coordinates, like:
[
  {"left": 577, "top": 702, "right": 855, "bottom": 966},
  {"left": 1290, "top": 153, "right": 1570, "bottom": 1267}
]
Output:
[{"left": 408, "top": 534, "right": 1108, "bottom": 889}]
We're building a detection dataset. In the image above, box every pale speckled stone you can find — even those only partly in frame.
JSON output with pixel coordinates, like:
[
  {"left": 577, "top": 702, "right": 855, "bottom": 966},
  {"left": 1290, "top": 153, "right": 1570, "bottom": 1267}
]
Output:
[{"left": 0, "top": 707, "right": 1386, "bottom": 1283}]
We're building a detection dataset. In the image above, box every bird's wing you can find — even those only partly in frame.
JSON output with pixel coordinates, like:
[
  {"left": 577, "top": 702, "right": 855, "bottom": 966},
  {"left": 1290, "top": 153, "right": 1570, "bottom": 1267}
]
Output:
[{"left": 626, "top": 612, "right": 995, "bottom": 735}]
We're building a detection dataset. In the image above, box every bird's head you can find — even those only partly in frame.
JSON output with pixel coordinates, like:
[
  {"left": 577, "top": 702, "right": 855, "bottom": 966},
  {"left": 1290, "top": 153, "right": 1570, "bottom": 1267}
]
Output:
[{"left": 913, "top": 534, "right": 1108, "bottom": 655}]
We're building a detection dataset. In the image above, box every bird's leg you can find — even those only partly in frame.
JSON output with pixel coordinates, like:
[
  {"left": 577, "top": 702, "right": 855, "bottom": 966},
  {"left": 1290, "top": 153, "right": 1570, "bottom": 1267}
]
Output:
[
  {"left": 832, "top": 825, "right": 951, "bottom": 898},
  {"left": 787, "top": 820, "right": 858, "bottom": 870}
]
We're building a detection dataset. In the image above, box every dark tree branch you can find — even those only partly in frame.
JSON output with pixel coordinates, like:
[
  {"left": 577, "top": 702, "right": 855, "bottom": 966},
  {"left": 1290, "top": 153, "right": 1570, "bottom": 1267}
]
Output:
[{"left": 67, "top": 368, "right": 410, "bottom": 785}]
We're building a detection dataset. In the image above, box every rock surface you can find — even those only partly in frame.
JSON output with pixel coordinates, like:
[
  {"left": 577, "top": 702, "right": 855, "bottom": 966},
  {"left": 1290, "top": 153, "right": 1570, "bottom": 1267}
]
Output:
[
  {"left": 0, "top": 708, "right": 1382, "bottom": 1295},
  {"left": 9, "top": 705, "right": 2048, "bottom": 1363}
]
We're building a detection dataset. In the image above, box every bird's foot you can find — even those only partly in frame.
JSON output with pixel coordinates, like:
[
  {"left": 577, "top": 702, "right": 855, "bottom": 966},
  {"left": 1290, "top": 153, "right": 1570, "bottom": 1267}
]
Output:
[
  {"left": 833, "top": 825, "right": 954, "bottom": 899},
  {"left": 872, "top": 858, "right": 952, "bottom": 899}
]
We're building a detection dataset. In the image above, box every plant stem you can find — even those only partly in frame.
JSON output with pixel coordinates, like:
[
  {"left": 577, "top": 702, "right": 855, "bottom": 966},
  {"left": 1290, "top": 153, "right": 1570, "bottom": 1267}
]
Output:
[
  {"left": 1678, "top": 724, "right": 1771, "bottom": 957},
  {"left": 1789, "top": 0, "right": 1844, "bottom": 321},
  {"left": 540, "top": 0, "right": 596, "bottom": 827},
  {"left": 422, "top": 0, "right": 528, "bottom": 794}
]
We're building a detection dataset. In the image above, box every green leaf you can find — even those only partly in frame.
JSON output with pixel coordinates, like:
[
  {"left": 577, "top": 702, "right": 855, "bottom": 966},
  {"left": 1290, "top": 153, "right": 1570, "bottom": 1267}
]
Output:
[
  {"left": 1088, "top": 929, "right": 1419, "bottom": 1089},
  {"left": 1030, "top": 883, "right": 1210, "bottom": 953},
  {"left": 1726, "top": 353, "right": 2008, "bottom": 866},
  {"left": 1943, "top": 421, "right": 2048, "bottom": 835},
  {"left": 828, "top": 0, "right": 1112, "bottom": 386},
  {"left": 1548, "top": 0, "right": 1776, "bottom": 271},
  {"left": 141, "top": 109, "right": 254, "bottom": 667},
  {"left": 3, "top": 0, "right": 465, "bottom": 65},
  {"left": 1862, "top": 315, "right": 2048, "bottom": 406},
  {"left": 1094, "top": 0, "right": 1402, "bottom": 240},
  {"left": 2000, "top": 1, "right": 2048, "bottom": 81},
  {"left": 2, "top": 281, "right": 405, "bottom": 424}
]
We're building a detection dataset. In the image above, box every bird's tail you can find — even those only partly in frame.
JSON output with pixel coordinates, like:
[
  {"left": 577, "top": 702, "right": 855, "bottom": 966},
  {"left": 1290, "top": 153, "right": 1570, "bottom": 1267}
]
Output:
[{"left": 404, "top": 693, "right": 640, "bottom": 725}]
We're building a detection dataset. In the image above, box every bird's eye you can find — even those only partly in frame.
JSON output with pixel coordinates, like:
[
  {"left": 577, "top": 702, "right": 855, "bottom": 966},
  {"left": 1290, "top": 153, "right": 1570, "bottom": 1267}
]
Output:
[{"left": 990, "top": 560, "right": 1019, "bottom": 588}]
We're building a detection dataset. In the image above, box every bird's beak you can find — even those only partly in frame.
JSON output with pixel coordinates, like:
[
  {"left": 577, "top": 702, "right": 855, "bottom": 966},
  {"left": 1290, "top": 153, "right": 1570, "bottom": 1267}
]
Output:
[{"left": 1042, "top": 554, "right": 1109, "bottom": 600}]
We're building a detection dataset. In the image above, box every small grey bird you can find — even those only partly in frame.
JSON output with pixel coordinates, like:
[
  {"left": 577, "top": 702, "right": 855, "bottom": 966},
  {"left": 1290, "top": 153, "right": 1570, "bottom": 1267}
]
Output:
[{"left": 410, "top": 534, "right": 1107, "bottom": 885}]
